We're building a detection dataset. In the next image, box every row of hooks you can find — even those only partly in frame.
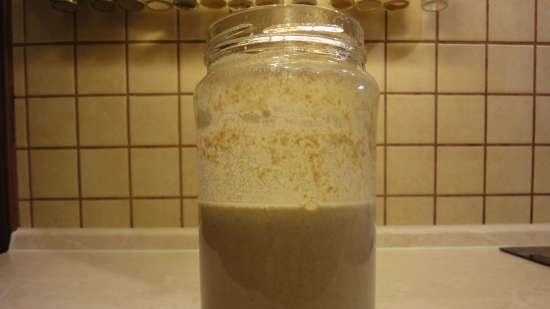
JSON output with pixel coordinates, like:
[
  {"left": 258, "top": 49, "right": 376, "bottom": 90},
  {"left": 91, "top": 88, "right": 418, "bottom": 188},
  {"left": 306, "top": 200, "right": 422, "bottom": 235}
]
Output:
[{"left": 50, "top": 0, "right": 448, "bottom": 13}]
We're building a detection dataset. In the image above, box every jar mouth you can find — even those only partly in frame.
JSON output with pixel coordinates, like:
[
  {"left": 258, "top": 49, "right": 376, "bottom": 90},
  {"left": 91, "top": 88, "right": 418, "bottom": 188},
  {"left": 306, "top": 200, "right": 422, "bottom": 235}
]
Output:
[{"left": 206, "top": 5, "right": 365, "bottom": 66}]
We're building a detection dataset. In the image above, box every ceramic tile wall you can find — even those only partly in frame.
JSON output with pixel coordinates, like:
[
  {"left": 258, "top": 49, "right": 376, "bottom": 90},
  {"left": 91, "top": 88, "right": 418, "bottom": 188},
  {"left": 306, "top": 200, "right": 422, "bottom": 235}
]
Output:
[{"left": 11, "top": 0, "right": 550, "bottom": 227}]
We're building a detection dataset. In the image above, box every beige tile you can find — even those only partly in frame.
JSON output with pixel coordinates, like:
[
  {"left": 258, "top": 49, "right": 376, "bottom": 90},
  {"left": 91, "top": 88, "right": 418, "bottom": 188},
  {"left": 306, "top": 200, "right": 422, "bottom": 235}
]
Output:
[
  {"left": 27, "top": 45, "right": 75, "bottom": 95},
  {"left": 81, "top": 149, "right": 129, "bottom": 198},
  {"left": 82, "top": 200, "right": 130, "bottom": 228},
  {"left": 533, "top": 196, "right": 550, "bottom": 223},
  {"left": 387, "top": 95, "right": 434, "bottom": 143},
  {"left": 486, "top": 196, "right": 531, "bottom": 224},
  {"left": 11, "top": 0, "right": 24, "bottom": 43},
  {"left": 438, "top": 44, "right": 485, "bottom": 93},
  {"left": 77, "top": 44, "right": 126, "bottom": 94},
  {"left": 387, "top": 197, "right": 433, "bottom": 225},
  {"left": 133, "top": 199, "right": 180, "bottom": 227},
  {"left": 488, "top": 45, "right": 534, "bottom": 93},
  {"left": 181, "top": 96, "right": 197, "bottom": 145},
  {"left": 376, "top": 197, "right": 384, "bottom": 226},
  {"left": 536, "top": 97, "right": 550, "bottom": 143},
  {"left": 130, "top": 96, "right": 178, "bottom": 145},
  {"left": 76, "top": 1, "right": 125, "bottom": 41},
  {"left": 437, "top": 147, "right": 484, "bottom": 194},
  {"left": 376, "top": 146, "right": 384, "bottom": 195},
  {"left": 31, "top": 149, "right": 79, "bottom": 198},
  {"left": 539, "top": 0, "right": 550, "bottom": 42},
  {"left": 439, "top": 0, "right": 486, "bottom": 41},
  {"left": 489, "top": 0, "right": 534, "bottom": 42},
  {"left": 18, "top": 201, "right": 31, "bottom": 228},
  {"left": 180, "top": 43, "right": 207, "bottom": 93},
  {"left": 486, "top": 146, "right": 532, "bottom": 194},
  {"left": 377, "top": 96, "right": 384, "bottom": 144},
  {"left": 131, "top": 148, "right": 180, "bottom": 196},
  {"left": 487, "top": 96, "right": 533, "bottom": 143},
  {"left": 387, "top": 146, "right": 434, "bottom": 194},
  {"left": 14, "top": 99, "right": 27, "bottom": 147},
  {"left": 17, "top": 150, "right": 29, "bottom": 199},
  {"left": 182, "top": 147, "right": 199, "bottom": 196},
  {"left": 534, "top": 147, "right": 550, "bottom": 193},
  {"left": 33, "top": 200, "right": 80, "bottom": 228},
  {"left": 387, "top": 43, "right": 435, "bottom": 92},
  {"left": 437, "top": 95, "right": 485, "bottom": 144},
  {"left": 25, "top": 0, "right": 73, "bottom": 42},
  {"left": 387, "top": 0, "right": 436, "bottom": 40},
  {"left": 12, "top": 47, "right": 25, "bottom": 97},
  {"left": 365, "top": 43, "right": 384, "bottom": 89},
  {"left": 79, "top": 96, "right": 127, "bottom": 146},
  {"left": 128, "top": 43, "right": 178, "bottom": 93},
  {"left": 437, "top": 197, "right": 483, "bottom": 225},
  {"left": 128, "top": 9, "right": 177, "bottom": 40},
  {"left": 179, "top": 7, "right": 228, "bottom": 41},
  {"left": 183, "top": 198, "right": 199, "bottom": 227},
  {"left": 28, "top": 97, "right": 76, "bottom": 147},
  {"left": 537, "top": 47, "right": 550, "bottom": 93}
]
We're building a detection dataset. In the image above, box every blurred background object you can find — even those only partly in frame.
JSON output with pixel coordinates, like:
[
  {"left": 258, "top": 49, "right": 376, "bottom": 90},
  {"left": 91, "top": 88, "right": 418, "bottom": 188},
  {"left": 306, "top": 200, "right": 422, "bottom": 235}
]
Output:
[
  {"left": 117, "top": 0, "right": 146, "bottom": 11},
  {"left": 383, "top": 0, "right": 409, "bottom": 10},
  {"left": 331, "top": 0, "right": 355, "bottom": 10},
  {"left": 421, "top": 0, "right": 448, "bottom": 12},
  {"left": 145, "top": 0, "right": 174, "bottom": 10},
  {"left": 174, "top": 0, "right": 198, "bottom": 9},
  {"left": 355, "top": 0, "right": 382, "bottom": 12},
  {"left": 50, "top": 0, "right": 79, "bottom": 12},
  {"left": 201, "top": 0, "right": 227, "bottom": 8},
  {"left": 90, "top": 0, "right": 116, "bottom": 11}
]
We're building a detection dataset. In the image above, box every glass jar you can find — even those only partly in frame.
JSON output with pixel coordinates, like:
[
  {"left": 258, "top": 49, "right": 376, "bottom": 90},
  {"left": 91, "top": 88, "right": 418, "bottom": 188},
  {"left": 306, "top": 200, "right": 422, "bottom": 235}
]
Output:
[{"left": 195, "top": 5, "right": 379, "bottom": 309}]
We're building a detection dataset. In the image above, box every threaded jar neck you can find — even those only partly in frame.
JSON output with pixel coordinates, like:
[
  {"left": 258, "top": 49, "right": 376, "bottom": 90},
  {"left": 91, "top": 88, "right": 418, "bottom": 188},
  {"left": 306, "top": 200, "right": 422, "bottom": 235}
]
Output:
[{"left": 205, "top": 5, "right": 366, "bottom": 67}]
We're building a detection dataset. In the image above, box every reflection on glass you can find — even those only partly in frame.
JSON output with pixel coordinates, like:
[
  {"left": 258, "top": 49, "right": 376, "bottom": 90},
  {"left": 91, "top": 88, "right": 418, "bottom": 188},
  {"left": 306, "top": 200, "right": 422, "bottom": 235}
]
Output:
[{"left": 228, "top": 0, "right": 252, "bottom": 11}]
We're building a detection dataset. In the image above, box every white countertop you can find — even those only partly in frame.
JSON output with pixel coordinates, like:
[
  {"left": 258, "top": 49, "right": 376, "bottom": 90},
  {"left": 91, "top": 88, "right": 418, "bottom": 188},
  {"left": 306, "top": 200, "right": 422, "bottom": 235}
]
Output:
[{"left": 1, "top": 226, "right": 550, "bottom": 309}]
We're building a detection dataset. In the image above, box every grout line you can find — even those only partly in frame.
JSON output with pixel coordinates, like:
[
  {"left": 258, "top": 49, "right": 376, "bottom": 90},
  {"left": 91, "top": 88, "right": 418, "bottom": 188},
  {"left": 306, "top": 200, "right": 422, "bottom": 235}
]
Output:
[
  {"left": 13, "top": 39, "right": 550, "bottom": 47},
  {"left": 21, "top": 193, "right": 550, "bottom": 202},
  {"left": 21, "top": 195, "right": 200, "bottom": 201},
  {"left": 16, "top": 144, "right": 199, "bottom": 150},
  {"left": 382, "top": 11, "right": 388, "bottom": 226},
  {"left": 21, "top": 0, "right": 34, "bottom": 227},
  {"left": 124, "top": 11, "right": 134, "bottom": 228},
  {"left": 375, "top": 193, "right": 546, "bottom": 198},
  {"left": 72, "top": 11, "right": 83, "bottom": 228},
  {"left": 530, "top": 0, "right": 539, "bottom": 223},
  {"left": 16, "top": 143, "right": 550, "bottom": 151},
  {"left": 176, "top": 10, "right": 184, "bottom": 228},
  {"left": 482, "top": 0, "right": 490, "bottom": 224},
  {"left": 15, "top": 91, "right": 550, "bottom": 99},
  {"left": 433, "top": 11, "right": 440, "bottom": 225}
]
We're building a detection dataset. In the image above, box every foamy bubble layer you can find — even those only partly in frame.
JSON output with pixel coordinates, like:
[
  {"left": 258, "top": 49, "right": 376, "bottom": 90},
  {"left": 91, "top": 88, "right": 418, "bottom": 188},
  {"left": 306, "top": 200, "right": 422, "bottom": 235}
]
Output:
[{"left": 195, "top": 54, "right": 379, "bottom": 208}]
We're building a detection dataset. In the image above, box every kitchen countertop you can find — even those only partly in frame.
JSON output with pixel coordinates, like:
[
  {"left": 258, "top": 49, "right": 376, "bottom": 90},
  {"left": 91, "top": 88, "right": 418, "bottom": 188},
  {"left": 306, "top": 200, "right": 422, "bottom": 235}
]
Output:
[{"left": 1, "top": 226, "right": 550, "bottom": 309}]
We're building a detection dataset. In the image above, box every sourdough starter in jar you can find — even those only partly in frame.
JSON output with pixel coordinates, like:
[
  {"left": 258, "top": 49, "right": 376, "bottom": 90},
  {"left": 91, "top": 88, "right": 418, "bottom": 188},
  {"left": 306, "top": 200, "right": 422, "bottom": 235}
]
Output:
[{"left": 195, "top": 5, "right": 379, "bottom": 309}]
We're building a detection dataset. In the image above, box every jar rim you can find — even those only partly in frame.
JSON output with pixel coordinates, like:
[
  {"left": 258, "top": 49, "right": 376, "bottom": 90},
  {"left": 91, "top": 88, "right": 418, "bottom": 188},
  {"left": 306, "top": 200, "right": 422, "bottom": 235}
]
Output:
[{"left": 205, "top": 4, "right": 365, "bottom": 66}]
